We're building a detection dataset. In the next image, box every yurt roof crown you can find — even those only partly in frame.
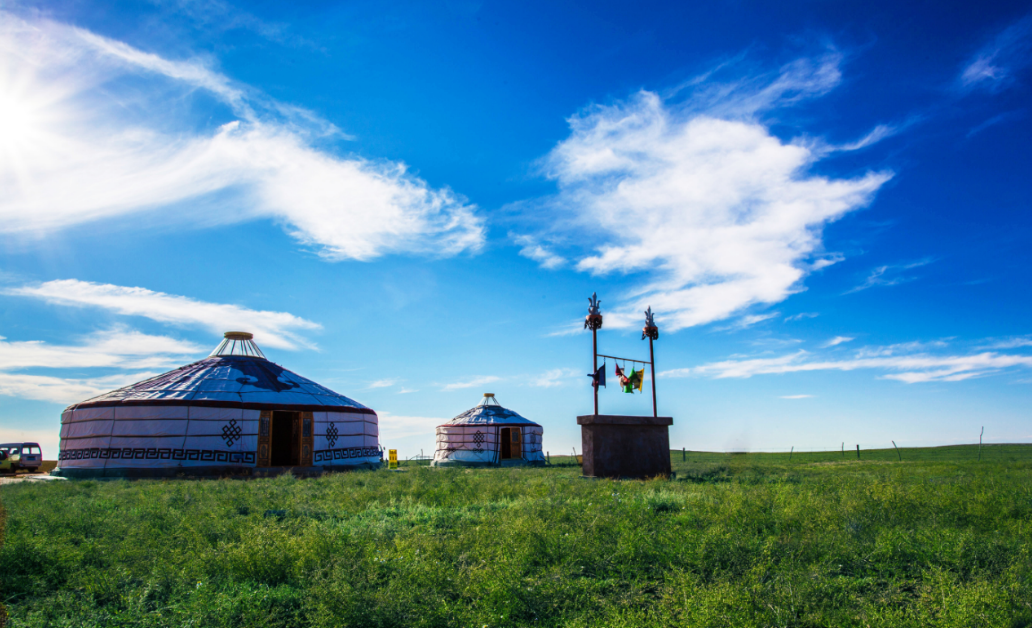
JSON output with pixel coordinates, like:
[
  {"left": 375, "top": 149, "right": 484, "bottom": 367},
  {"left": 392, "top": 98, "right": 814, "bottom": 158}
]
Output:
[{"left": 210, "top": 331, "right": 266, "bottom": 358}]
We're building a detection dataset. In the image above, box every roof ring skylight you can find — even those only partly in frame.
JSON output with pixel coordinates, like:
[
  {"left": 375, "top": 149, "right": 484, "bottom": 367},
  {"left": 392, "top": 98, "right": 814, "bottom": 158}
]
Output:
[
  {"left": 210, "top": 331, "right": 266, "bottom": 359},
  {"left": 479, "top": 393, "right": 501, "bottom": 406}
]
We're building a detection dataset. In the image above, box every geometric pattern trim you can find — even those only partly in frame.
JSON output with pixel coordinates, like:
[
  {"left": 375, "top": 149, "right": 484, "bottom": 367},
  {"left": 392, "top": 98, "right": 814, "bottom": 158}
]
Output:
[
  {"left": 221, "top": 419, "right": 242, "bottom": 447},
  {"left": 313, "top": 446, "right": 381, "bottom": 463},
  {"left": 326, "top": 422, "right": 339, "bottom": 448},
  {"left": 473, "top": 430, "right": 484, "bottom": 450},
  {"left": 58, "top": 447, "right": 256, "bottom": 463}
]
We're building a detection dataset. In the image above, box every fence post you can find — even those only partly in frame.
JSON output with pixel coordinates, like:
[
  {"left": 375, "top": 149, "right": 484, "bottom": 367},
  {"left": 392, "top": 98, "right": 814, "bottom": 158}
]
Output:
[
  {"left": 856, "top": 444, "right": 860, "bottom": 460},
  {"left": 841, "top": 442, "right": 844, "bottom": 457},
  {"left": 978, "top": 426, "right": 984, "bottom": 461},
  {"left": 682, "top": 447, "right": 686, "bottom": 462}
]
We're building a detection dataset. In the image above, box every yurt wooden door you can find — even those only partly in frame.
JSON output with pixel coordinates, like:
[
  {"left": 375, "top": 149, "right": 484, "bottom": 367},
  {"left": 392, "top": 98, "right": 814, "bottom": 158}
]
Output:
[
  {"left": 258, "top": 410, "right": 313, "bottom": 467},
  {"left": 500, "top": 427, "right": 522, "bottom": 459}
]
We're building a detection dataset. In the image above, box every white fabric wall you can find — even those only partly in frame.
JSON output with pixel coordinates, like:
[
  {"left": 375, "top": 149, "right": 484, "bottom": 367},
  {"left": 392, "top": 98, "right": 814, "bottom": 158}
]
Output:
[
  {"left": 433, "top": 424, "right": 545, "bottom": 464},
  {"left": 56, "top": 405, "right": 380, "bottom": 470},
  {"left": 313, "top": 411, "right": 380, "bottom": 466}
]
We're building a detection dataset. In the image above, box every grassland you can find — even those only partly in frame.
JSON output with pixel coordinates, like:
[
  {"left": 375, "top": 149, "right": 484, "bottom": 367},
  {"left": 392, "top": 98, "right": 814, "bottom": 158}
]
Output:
[{"left": 1, "top": 446, "right": 1030, "bottom": 627}]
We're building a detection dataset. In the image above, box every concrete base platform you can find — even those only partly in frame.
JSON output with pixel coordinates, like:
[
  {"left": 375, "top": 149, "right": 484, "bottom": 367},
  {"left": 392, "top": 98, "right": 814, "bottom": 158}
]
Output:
[{"left": 577, "top": 414, "right": 673, "bottom": 479}]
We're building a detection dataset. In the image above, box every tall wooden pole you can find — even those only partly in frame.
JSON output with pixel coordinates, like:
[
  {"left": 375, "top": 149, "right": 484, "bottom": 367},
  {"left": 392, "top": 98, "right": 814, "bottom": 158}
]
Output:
[
  {"left": 592, "top": 326, "right": 599, "bottom": 416},
  {"left": 649, "top": 335, "right": 657, "bottom": 418},
  {"left": 586, "top": 292, "right": 603, "bottom": 417}
]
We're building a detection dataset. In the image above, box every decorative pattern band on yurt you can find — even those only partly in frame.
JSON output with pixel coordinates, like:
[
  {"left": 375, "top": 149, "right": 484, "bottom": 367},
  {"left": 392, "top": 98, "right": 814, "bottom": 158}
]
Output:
[
  {"left": 432, "top": 394, "right": 545, "bottom": 467},
  {"left": 53, "top": 332, "right": 381, "bottom": 478}
]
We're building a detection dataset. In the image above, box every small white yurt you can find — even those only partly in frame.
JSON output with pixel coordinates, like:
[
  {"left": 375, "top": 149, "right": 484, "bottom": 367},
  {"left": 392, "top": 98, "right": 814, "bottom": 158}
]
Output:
[
  {"left": 432, "top": 394, "right": 545, "bottom": 467},
  {"left": 53, "top": 332, "right": 381, "bottom": 478}
]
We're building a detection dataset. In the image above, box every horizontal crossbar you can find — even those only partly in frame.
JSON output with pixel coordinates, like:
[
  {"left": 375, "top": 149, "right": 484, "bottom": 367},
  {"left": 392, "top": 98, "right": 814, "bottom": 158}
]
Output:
[{"left": 595, "top": 353, "right": 651, "bottom": 365}]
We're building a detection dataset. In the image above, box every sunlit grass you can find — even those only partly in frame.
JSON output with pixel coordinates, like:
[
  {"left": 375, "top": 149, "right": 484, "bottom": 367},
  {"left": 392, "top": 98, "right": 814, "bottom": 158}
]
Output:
[{"left": 1, "top": 447, "right": 1030, "bottom": 627}]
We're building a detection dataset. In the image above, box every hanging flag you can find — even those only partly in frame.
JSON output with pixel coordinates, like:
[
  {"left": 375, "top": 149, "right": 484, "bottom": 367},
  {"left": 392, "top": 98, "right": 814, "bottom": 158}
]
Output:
[
  {"left": 629, "top": 367, "right": 644, "bottom": 393},
  {"left": 616, "top": 364, "right": 634, "bottom": 393},
  {"left": 587, "top": 363, "right": 606, "bottom": 389}
]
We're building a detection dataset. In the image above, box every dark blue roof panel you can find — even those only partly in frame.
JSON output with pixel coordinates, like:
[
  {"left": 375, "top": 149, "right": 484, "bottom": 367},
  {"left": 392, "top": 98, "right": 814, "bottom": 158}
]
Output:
[{"left": 68, "top": 356, "right": 372, "bottom": 412}]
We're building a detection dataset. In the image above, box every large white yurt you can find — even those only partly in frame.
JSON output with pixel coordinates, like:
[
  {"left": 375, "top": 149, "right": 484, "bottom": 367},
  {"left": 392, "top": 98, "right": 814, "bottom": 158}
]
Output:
[
  {"left": 53, "top": 332, "right": 381, "bottom": 478},
  {"left": 432, "top": 394, "right": 545, "bottom": 467}
]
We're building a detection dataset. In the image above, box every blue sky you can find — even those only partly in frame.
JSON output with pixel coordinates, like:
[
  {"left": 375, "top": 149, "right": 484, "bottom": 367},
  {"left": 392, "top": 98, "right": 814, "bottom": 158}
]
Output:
[{"left": 1, "top": 0, "right": 1031, "bottom": 458}]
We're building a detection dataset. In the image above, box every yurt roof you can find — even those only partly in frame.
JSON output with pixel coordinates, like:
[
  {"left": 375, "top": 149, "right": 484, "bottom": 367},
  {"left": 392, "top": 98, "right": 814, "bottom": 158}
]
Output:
[
  {"left": 66, "top": 332, "right": 373, "bottom": 414},
  {"left": 439, "top": 394, "right": 540, "bottom": 427}
]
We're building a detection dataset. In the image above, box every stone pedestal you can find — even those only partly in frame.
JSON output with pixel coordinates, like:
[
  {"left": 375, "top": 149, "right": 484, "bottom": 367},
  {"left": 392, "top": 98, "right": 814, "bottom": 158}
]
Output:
[{"left": 577, "top": 414, "right": 673, "bottom": 479}]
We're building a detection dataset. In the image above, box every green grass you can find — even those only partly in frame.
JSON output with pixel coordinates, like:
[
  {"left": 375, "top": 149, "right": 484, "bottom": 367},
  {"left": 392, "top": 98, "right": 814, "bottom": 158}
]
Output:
[{"left": 1, "top": 447, "right": 1031, "bottom": 627}]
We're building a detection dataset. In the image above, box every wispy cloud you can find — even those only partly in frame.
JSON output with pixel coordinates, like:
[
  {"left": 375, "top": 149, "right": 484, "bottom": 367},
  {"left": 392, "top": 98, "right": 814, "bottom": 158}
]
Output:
[
  {"left": 441, "top": 375, "right": 501, "bottom": 392},
  {"left": 367, "top": 379, "right": 398, "bottom": 389},
  {"left": 718, "top": 312, "right": 780, "bottom": 331},
  {"left": 785, "top": 312, "right": 819, "bottom": 322},
  {"left": 662, "top": 347, "right": 1032, "bottom": 384},
  {"left": 8, "top": 279, "right": 319, "bottom": 350},
  {"left": 513, "top": 234, "right": 566, "bottom": 269},
  {"left": 821, "top": 336, "right": 854, "bottom": 348},
  {"left": 522, "top": 50, "right": 891, "bottom": 331},
  {"left": 980, "top": 336, "right": 1032, "bottom": 350},
  {"left": 0, "top": 371, "right": 162, "bottom": 404},
  {"left": 530, "top": 368, "right": 582, "bottom": 388},
  {"left": 0, "top": 12, "right": 483, "bottom": 261},
  {"left": 845, "top": 259, "right": 934, "bottom": 294},
  {"left": 779, "top": 394, "right": 812, "bottom": 399},
  {"left": 958, "top": 14, "right": 1032, "bottom": 92},
  {"left": 376, "top": 411, "right": 448, "bottom": 441},
  {"left": 0, "top": 328, "right": 201, "bottom": 370},
  {"left": 966, "top": 110, "right": 1025, "bottom": 138}
]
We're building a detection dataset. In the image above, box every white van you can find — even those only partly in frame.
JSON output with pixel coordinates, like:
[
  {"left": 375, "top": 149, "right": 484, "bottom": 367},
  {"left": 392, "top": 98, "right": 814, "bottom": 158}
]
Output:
[{"left": 0, "top": 443, "right": 43, "bottom": 473}]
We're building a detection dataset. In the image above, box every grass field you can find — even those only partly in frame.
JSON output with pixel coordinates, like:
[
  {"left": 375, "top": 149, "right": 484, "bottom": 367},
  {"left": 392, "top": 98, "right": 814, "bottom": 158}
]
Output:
[{"left": 1, "top": 446, "right": 1030, "bottom": 627}]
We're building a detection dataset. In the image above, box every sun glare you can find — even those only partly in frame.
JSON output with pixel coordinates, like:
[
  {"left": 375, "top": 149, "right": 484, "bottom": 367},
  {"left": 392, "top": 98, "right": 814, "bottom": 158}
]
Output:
[{"left": 0, "top": 91, "right": 41, "bottom": 149}]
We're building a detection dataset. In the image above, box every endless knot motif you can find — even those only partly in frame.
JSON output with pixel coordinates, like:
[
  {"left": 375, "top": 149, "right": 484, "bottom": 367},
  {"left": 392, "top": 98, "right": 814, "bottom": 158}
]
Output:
[
  {"left": 221, "top": 419, "right": 242, "bottom": 447},
  {"left": 326, "top": 422, "right": 339, "bottom": 448},
  {"left": 473, "top": 430, "right": 484, "bottom": 451}
]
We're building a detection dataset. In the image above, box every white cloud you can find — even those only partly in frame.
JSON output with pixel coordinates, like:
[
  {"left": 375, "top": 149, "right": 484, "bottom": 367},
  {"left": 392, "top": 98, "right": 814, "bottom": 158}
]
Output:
[
  {"left": 441, "top": 375, "right": 501, "bottom": 392},
  {"left": 831, "top": 124, "right": 898, "bottom": 151},
  {"left": 376, "top": 411, "right": 447, "bottom": 440},
  {"left": 0, "top": 426, "right": 62, "bottom": 458},
  {"left": 0, "top": 371, "right": 161, "bottom": 404},
  {"left": 531, "top": 368, "right": 582, "bottom": 388},
  {"left": 785, "top": 312, "right": 819, "bottom": 322},
  {"left": 0, "top": 327, "right": 201, "bottom": 370},
  {"left": 367, "top": 379, "right": 398, "bottom": 389},
  {"left": 0, "top": 12, "right": 483, "bottom": 260},
  {"left": 397, "top": 388, "right": 418, "bottom": 394},
  {"left": 958, "top": 15, "right": 1032, "bottom": 92},
  {"left": 8, "top": 279, "right": 319, "bottom": 350},
  {"left": 845, "top": 259, "right": 934, "bottom": 294},
  {"left": 780, "top": 394, "right": 812, "bottom": 399},
  {"left": 662, "top": 349, "right": 1032, "bottom": 384},
  {"left": 981, "top": 336, "right": 1032, "bottom": 350},
  {"left": 718, "top": 312, "right": 780, "bottom": 331},
  {"left": 821, "top": 336, "right": 854, "bottom": 348},
  {"left": 513, "top": 234, "right": 566, "bottom": 269},
  {"left": 530, "top": 53, "right": 891, "bottom": 331}
]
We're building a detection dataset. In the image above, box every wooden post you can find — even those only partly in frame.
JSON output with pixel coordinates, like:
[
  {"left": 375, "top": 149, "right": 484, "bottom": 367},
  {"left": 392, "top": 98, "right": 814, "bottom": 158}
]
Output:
[
  {"left": 682, "top": 447, "right": 685, "bottom": 462},
  {"left": 841, "top": 442, "right": 844, "bottom": 457},
  {"left": 592, "top": 326, "right": 599, "bottom": 416},
  {"left": 649, "top": 335, "right": 657, "bottom": 418},
  {"left": 856, "top": 444, "right": 860, "bottom": 460}
]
